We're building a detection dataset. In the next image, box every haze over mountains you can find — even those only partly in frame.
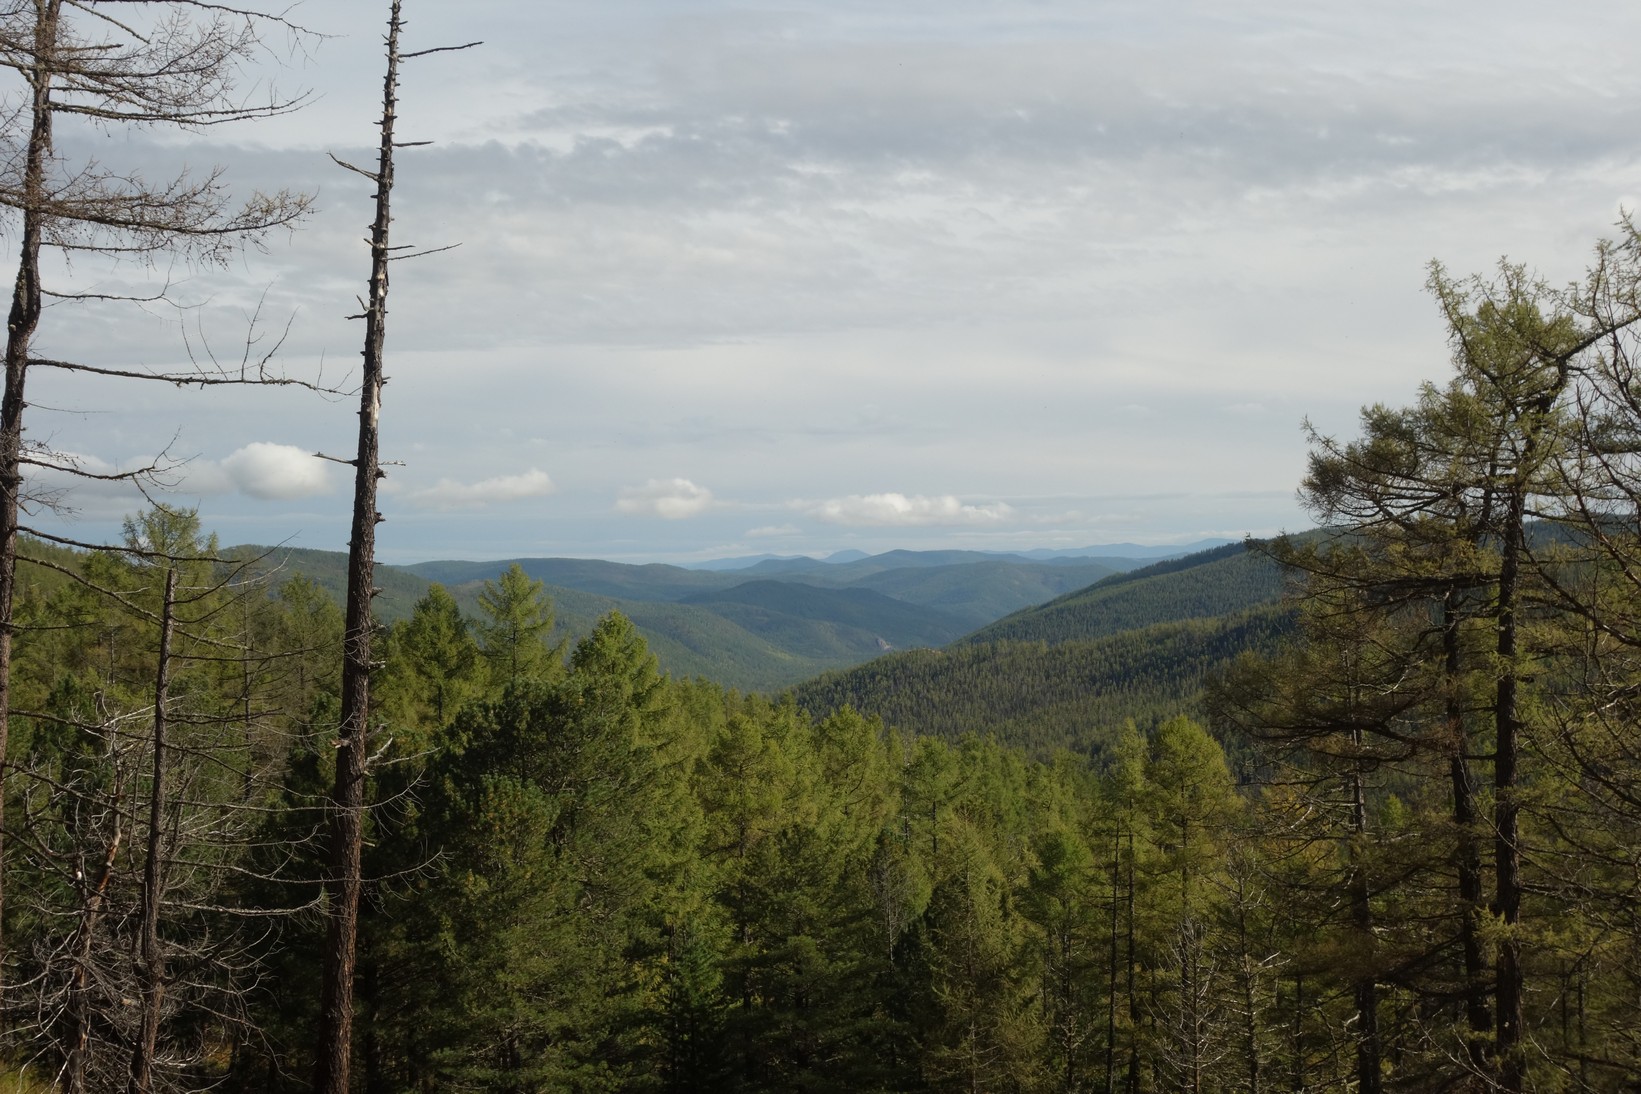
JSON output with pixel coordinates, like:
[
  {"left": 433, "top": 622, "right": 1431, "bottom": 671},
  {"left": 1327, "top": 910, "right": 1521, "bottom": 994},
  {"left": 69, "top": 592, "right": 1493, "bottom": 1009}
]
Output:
[{"left": 229, "top": 538, "right": 1238, "bottom": 692}]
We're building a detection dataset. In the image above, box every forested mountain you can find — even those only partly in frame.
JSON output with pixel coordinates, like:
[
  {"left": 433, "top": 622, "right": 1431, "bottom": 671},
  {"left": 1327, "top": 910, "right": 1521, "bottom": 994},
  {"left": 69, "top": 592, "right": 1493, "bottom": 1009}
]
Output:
[
  {"left": 679, "top": 580, "right": 970, "bottom": 648},
  {"left": 407, "top": 555, "right": 733, "bottom": 601},
  {"left": 222, "top": 545, "right": 434, "bottom": 621},
  {"left": 227, "top": 544, "right": 1185, "bottom": 691},
  {"left": 13, "top": 530, "right": 1309, "bottom": 1093},
  {"left": 547, "top": 584, "right": 970, "bottom": 690},
  {"left": 787, "top": 557, "right": 1126, "bottom": 625},
  {"left": 792, "top": 542, "right": 1294, "bottom": 752},
  {"left": 960, "top": 540, "right": 1287, "bottom": 646},
  {"left": 795, "top": 605, "right": 1293, "bottom": 756}
]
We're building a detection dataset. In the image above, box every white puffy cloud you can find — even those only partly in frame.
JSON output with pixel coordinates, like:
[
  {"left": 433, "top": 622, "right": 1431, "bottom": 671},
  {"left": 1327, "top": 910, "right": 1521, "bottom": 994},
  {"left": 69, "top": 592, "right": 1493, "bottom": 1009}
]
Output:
[
  {"left": 805, "top": 493, "right": 1014, "bottom": 527},
  {"left": 406, "top": 468, "right": 556, "bottom": 511},
  {"left": 216, "top": 443, "right": 334, "bottom": 501},
  {"left": 616, "top": 478, "right": 715, "bottom": 519}
]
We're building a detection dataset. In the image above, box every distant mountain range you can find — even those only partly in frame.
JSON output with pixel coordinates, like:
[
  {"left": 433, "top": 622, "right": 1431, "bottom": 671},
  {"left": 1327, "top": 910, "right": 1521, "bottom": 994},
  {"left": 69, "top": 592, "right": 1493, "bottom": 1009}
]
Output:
[
  {"left": 679, "top": 540, "right": 1233, "bottom": 571},
  {"left": 225, "top": 540, "right": 1234, "bottom": 692}
]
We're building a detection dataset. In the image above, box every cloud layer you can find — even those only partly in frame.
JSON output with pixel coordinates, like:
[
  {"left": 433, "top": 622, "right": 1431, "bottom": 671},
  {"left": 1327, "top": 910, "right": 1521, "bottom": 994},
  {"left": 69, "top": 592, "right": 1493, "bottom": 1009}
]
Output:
[
  {"left": 18, "top": 1, "right": 1641, "bottom": 562},
  {"left": 406, "top": 469, "right": 556, "bottom": 511}
]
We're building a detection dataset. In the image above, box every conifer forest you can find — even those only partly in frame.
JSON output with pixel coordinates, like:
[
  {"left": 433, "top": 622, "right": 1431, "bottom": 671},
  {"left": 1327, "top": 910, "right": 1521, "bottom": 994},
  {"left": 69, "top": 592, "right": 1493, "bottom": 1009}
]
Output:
[{"left": 6, "top": 2, "right": 1641, "bottom": 1093}]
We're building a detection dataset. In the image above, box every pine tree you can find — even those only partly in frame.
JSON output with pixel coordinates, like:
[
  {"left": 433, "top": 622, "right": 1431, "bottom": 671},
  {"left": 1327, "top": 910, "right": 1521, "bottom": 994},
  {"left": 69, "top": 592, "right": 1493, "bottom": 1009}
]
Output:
[{"left": 1222, "top": 242, "right": 1641, "bottom": 1090}]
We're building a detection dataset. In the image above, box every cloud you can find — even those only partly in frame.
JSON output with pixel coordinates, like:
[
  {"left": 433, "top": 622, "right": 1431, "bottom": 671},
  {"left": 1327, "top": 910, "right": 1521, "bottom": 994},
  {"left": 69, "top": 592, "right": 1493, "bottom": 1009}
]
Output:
[
  {"left": 213, "top": 443, "right": 334, "bottom": 501},
  {"left": 405, "top": 468, "right": 556, "bottom": 511},
  {"left": 805, "top": 493, "right": 1014, "bottom": 527},
  {"left": 747, "top": 523, "right": 801, "bottom": 538},
  {"left": 616, "top": 478, "right": 715, "bottom": 519},
  {"left": 171, "top": 443, "right": 332, "bottom": 502}
]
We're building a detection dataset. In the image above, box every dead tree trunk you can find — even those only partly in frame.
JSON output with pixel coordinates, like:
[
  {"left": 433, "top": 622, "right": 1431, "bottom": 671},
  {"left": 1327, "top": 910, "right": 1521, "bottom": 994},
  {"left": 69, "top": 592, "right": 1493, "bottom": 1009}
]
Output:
[
  {"left": 312, "top": 7, "right": 476, "bottom": 1086},
  {"left": 64, "top": 790, "right": 123, "bottom": 1094},
  {"left": 1347, "top": 746, "right": 1381, "bottom": 1094},
  {"left": 0, "top": 0, "right": 62, "bottom": 1008},
  {"left": 127, "top": 567, "right": 176, "bottom": 1094},
  {"left": 315, "top": 5, "right": 400, "bottom": 1089}
]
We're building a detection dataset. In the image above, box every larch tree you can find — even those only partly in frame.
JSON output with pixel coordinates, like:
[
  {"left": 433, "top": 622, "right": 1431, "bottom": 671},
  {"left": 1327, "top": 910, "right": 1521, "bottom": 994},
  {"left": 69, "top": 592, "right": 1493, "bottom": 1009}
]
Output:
[
  {"left": 376, "top": 583, "right": 482, "bottom": 748},
  {"left": 475, "top": 562, "right": 565, "bottom": 686}
]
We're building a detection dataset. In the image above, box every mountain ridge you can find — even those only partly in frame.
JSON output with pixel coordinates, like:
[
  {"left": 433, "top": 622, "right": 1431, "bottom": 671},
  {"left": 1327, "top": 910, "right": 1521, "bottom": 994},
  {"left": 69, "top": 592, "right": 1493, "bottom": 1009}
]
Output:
[{"left": 225, "top": 542, "right": 1200, "bottom": 691}]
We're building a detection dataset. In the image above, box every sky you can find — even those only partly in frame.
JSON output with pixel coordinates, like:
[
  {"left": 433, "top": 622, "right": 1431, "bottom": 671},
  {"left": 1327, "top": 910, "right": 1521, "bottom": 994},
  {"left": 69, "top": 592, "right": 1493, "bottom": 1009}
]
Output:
[{"left": 18, "top": 0, "right": 1641, "bottom": 564}]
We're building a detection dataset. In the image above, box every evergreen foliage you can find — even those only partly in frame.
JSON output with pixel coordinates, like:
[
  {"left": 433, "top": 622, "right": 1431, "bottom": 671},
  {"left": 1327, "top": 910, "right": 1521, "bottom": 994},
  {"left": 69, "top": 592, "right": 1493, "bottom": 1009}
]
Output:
[
  {"left": 793, "top": 604, "right": 1294, "bottom": 757},
  {"left": 961, "top": 543, "right": 1286, "bottom": 648}
]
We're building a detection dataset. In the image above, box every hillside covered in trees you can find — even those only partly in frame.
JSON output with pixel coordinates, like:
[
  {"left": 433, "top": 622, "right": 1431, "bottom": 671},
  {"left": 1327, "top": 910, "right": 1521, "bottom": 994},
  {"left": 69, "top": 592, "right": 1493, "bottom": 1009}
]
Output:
[
  {"left": 792, "top": 543, "right": 1294, "bottom": 754},
  {"left": 3, "top": 2, "right": 1641, "bottom": 1093},
  {"left": 7, "top": 529, "right": 1293, "bottom": 1091}
]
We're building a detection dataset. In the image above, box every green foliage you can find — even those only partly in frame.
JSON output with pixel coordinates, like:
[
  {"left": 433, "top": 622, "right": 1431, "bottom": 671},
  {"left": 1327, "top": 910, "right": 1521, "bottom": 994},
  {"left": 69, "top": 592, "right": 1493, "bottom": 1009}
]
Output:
[
  {"left": 962, "top": 542, "right": 1285, "bottom": 648},
  {"left": 807, "top": 557, "right": 1125, "bottom": 628},
  {"left": 475, "top": 562, "right": 566, "bottom": 686},
  {"left": 376, "top": 583, "right": 482, "bottom": 750},
  {"left": 680, "top": 579, "right": 970, "bottom": 653},
  {"left": 30, "top": 249, "right": 1641, "bottom": 1094},
  {"left": 794, "top": 604, "right": 1293, "bottom": 758}
]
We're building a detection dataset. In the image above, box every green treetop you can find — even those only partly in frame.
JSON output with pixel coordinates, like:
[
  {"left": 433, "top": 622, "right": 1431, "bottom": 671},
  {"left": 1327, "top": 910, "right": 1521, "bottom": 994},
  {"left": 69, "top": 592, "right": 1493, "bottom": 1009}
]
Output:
[{"left": 475, "top": 563, "right": 564, "bottom": 686}]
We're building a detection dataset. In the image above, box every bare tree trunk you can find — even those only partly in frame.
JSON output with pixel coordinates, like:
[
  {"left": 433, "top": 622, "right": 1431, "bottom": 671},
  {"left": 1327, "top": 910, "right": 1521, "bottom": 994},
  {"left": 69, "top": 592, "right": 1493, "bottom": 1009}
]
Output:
[
  {"left": 1125, "top": 829, "right": 1139, "bottom": 1094},
  {"left": 1291, "top": 973, "right": 1304, "bottom": 1093},
  {"left": 1233, "top": 889, "right": 1260, "bottom": 1094},
  {"left": 1106, "top": 825, "right": 1120, "bottom": 1094},
  {"left": 314, "top": 5, "right": 402, "bottom": 1090},
  {"left": 128, "top": 568, "right": 176, "bottom": 1094},
  {"left": 0, "top": 0, "right": 61, "bottom": 1010}
]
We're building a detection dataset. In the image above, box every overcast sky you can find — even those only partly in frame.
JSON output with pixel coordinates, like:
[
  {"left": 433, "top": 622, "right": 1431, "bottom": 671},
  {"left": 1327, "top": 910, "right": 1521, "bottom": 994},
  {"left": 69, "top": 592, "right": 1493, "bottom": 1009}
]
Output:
[{"left": 20, "top": 0, "right": 1641, "bottom": 563}]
